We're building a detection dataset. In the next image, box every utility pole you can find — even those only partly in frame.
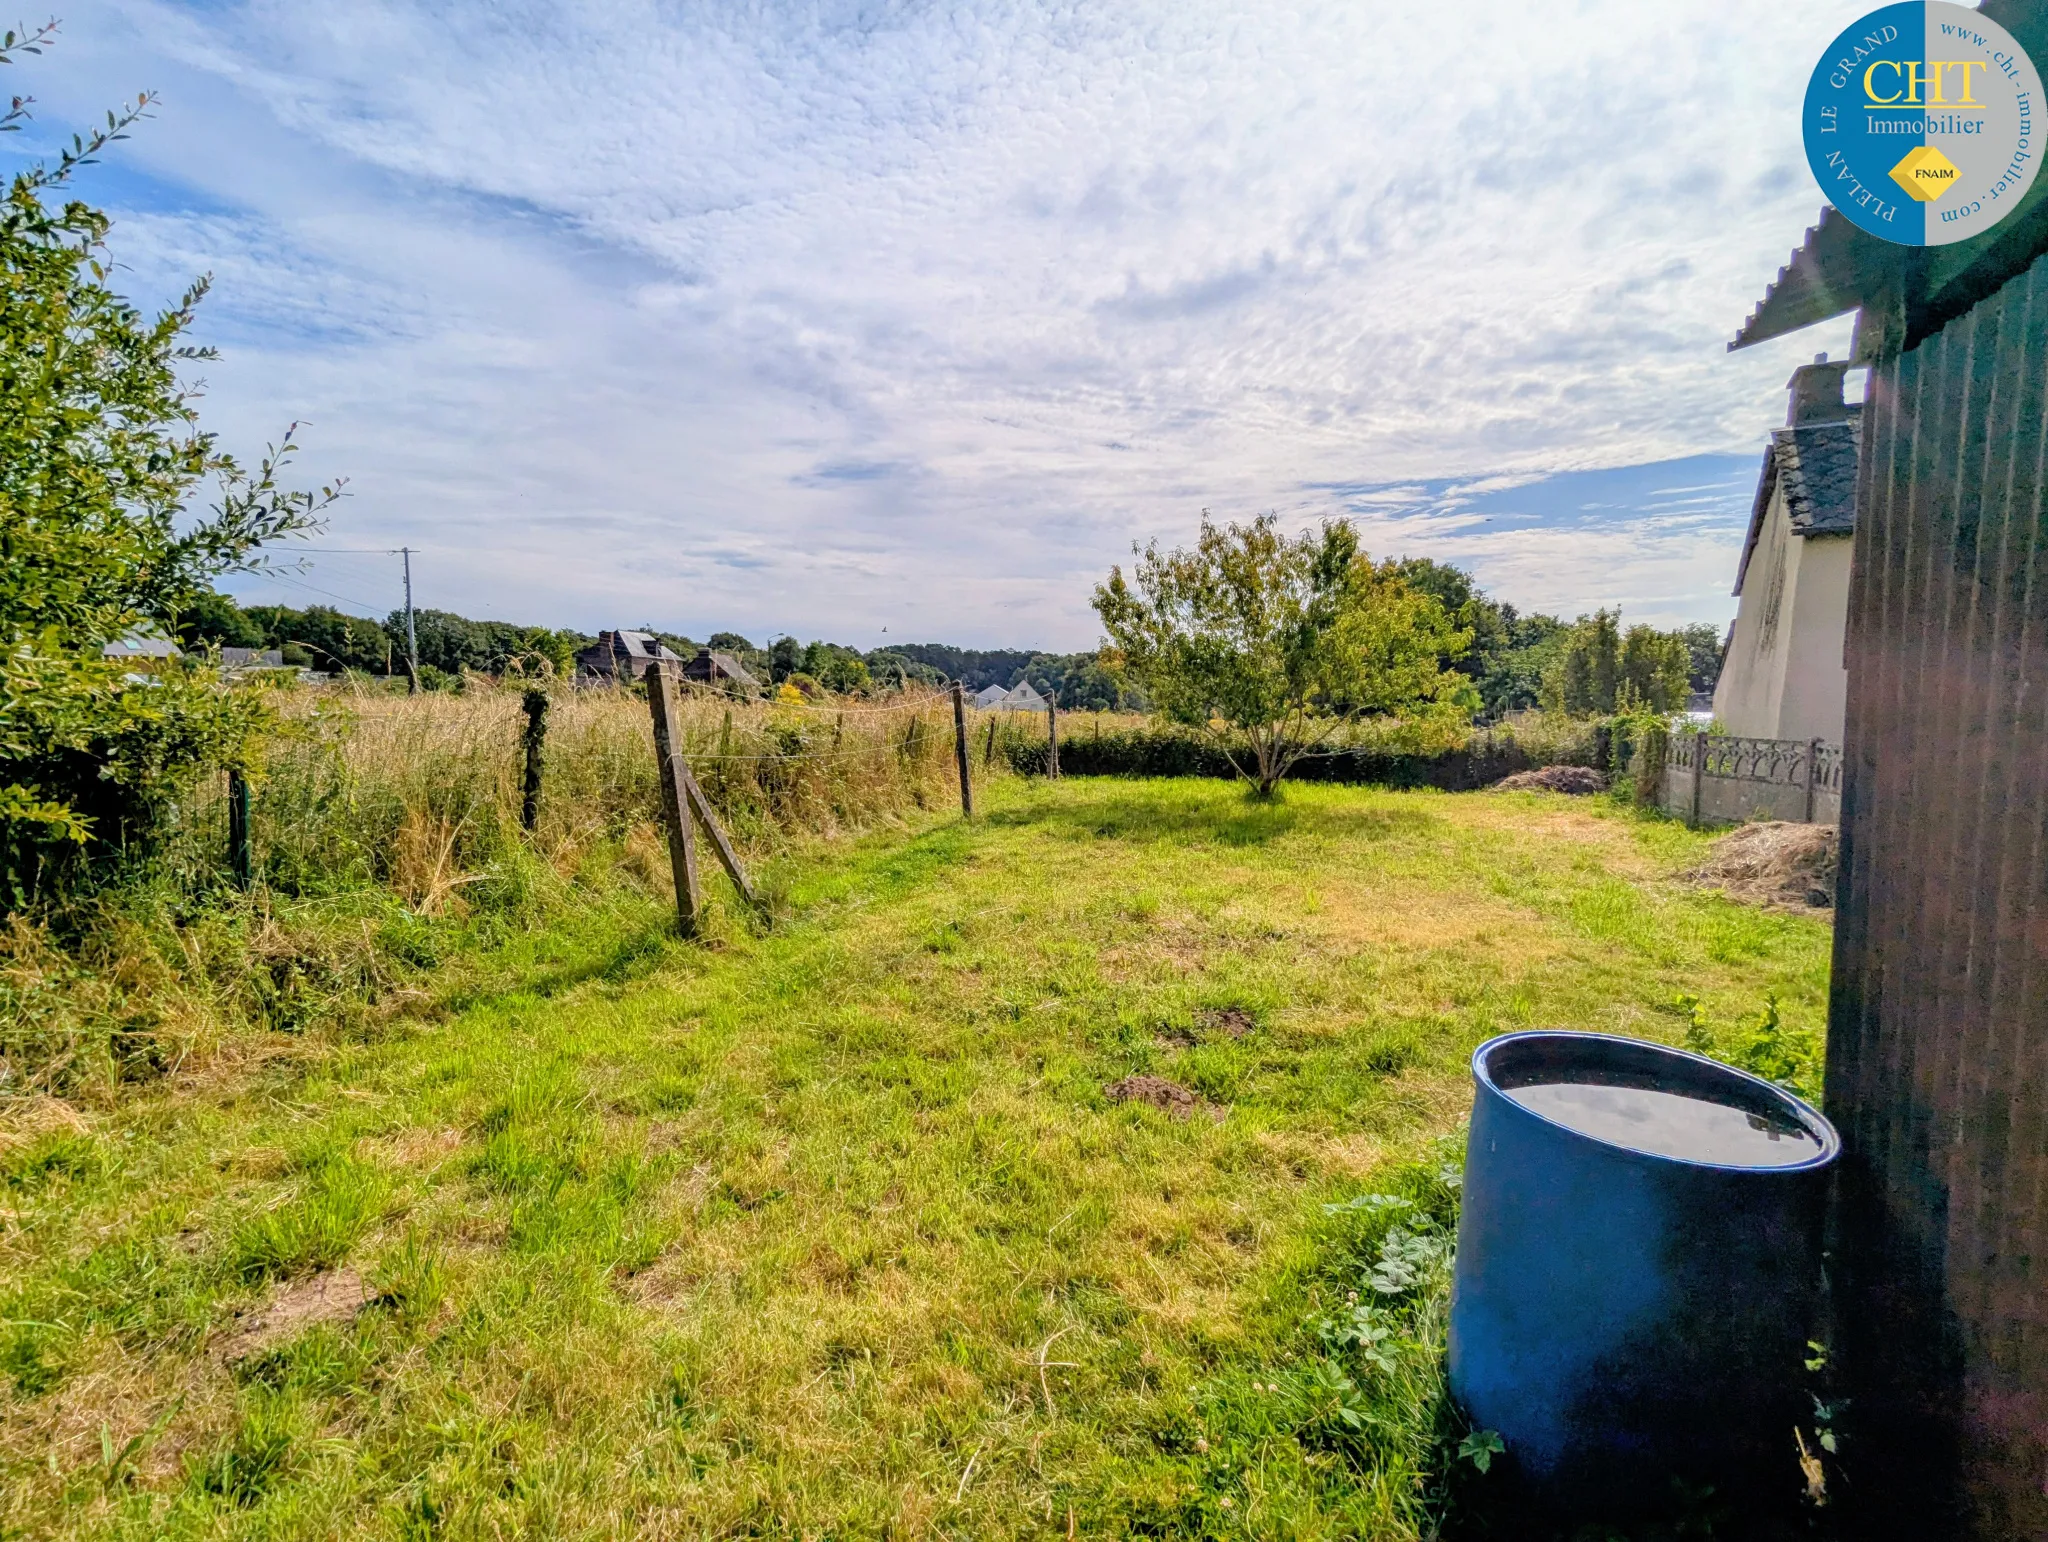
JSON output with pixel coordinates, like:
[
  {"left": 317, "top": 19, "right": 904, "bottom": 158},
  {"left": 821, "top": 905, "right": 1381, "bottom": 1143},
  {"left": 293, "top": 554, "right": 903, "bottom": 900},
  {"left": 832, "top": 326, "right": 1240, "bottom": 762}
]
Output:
[{"left": 401, "top": 547, "right": 420, "bottom": 694}]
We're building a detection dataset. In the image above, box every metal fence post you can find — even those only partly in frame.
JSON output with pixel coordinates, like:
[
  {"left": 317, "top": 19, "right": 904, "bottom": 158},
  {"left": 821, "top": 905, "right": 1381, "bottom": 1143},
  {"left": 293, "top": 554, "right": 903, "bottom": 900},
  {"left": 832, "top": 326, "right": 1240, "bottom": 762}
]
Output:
[
  {"left": 1690, "top": 728, "right": 1706, "bottom": 829},
  {"left": 951, "top": 682, "right": 974, "bottom": 818}
]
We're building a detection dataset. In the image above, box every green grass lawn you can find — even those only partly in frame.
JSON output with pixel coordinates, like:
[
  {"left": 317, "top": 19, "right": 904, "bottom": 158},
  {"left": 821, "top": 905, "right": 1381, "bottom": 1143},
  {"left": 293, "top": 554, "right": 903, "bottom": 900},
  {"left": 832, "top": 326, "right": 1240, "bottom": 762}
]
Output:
[{"left": 0, "top": 778, "right": 1831, "bottom": 1539}]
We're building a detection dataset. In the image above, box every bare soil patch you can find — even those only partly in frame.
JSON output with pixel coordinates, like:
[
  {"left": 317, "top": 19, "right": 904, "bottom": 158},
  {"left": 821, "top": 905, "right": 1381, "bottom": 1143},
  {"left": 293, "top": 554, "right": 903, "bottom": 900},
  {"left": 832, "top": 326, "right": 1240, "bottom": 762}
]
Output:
[
  {"left": 1683, "top": 821, "right": 1838, "bottom": 911},
  {"left": 1106, "top": 1074, "right": 1222, "bottom": 1122},
  {"left": 212, "top": 1267, "right": 373, "bottom": 1363},
  {"left": 1197, "top": 1006, "right": 1255, "bottom": 1038},
  {"left": 1493, "top": 765, "right": 1607, "bottom": 795}
]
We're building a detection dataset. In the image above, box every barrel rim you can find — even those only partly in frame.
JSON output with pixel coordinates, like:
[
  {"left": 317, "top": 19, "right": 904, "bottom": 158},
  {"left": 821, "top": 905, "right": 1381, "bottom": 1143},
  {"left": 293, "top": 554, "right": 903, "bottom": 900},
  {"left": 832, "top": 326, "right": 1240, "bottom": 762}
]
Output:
[{"left": 1470, "top": 1030, "right": 1840, "bottom": 1173}]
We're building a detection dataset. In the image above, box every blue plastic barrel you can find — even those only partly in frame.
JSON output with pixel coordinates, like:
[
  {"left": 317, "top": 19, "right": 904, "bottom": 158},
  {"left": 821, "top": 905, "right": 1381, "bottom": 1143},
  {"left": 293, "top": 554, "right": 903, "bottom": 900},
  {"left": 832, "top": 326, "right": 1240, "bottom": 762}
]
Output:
[{"left": 1448, "top": 1031, "right": 1840, "bottom": 1516}]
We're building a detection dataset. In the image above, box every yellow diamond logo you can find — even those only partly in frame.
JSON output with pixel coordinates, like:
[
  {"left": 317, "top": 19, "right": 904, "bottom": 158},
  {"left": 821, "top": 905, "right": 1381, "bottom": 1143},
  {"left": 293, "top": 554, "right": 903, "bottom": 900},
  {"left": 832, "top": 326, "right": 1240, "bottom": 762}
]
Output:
[{"left": 1891, "top": 144, "right": 1962, "bottom": 202}]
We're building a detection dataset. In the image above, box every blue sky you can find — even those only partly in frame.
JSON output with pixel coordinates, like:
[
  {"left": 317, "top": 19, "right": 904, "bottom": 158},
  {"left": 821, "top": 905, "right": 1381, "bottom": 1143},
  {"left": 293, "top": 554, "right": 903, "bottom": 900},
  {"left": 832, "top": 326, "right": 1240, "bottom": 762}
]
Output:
[{"left": 23, "top": 2, "right": 1868, "bottom": 647}]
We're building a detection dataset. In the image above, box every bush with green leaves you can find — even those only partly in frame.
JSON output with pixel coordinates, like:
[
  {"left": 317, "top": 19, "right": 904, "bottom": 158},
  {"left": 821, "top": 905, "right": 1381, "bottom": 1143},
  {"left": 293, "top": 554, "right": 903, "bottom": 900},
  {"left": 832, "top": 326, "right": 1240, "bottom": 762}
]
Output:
[{"left": 0, "top": 25, "right": 337, "bottom": 902}]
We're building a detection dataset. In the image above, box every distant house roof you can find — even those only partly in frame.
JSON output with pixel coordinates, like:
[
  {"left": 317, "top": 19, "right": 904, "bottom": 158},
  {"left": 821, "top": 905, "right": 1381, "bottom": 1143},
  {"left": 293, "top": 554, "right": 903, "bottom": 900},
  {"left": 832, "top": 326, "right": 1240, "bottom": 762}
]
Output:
[
  {"left": 681, "top": 647, "right": 760, "bottom": 692},
  {"left": 103, "top": 631, "right": 181, "bottom": 660},
  {"left": 575, "top": 629, "right": 684, "bottom": 681},
  {"left": 996, "top": 680, "right": 1048, "bottom": 712},
  {"left": 972, "top": 683, "right": 1009, "bottom": 708},
  {"left": 1734, "top": 360, "right": 1862, "bottom": 596}
]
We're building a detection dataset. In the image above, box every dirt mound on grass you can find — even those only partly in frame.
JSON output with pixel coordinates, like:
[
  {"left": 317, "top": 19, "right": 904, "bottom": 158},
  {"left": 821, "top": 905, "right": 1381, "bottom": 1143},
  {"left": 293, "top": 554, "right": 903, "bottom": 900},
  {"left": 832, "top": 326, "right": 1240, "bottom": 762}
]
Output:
[
  {"left": 1683, "top": 821, "right": 1838, "bottom": 911},
  {"left": 213, "top": 1267, "right": 373, "bottom": 1363},
  {"left": 1493, "top": 765, "right": 1607, "bottom": 795},
  {"left": 1106, "top": 1074, "right": 1222, "bottom": 1122},
  {"left": 1197, "top": 1006, "right": 1254, "bottom": 1038}
]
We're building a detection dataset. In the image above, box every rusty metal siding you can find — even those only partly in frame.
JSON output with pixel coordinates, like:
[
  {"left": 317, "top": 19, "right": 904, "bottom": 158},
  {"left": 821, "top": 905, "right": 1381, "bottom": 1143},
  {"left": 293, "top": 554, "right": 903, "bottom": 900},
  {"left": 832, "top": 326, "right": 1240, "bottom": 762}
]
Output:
[{"left": 1829, "top": 247, "right": 2048, "bottom": 1539}]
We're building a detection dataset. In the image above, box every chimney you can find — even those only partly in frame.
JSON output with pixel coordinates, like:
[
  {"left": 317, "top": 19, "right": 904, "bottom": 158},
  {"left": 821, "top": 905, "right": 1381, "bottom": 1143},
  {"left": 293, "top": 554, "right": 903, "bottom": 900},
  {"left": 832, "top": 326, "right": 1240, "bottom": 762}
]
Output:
[{"left": 1786, "top": 352, "right": 1853, "bottom": 427}]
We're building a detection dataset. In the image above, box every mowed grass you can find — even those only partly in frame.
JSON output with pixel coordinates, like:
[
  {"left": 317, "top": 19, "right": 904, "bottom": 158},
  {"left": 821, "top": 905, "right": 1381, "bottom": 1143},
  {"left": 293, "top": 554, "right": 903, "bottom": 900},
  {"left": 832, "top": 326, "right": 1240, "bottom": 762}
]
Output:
[{"left": 0, "top": 778, "right": 1831, "bottom": 1539}]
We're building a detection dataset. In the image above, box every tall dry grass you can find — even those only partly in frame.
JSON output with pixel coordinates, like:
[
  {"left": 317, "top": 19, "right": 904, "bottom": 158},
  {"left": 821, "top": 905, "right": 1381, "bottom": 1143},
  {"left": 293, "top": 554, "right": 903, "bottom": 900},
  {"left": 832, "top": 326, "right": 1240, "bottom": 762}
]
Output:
[{"left": 2, "top": 680, "right": 1007, "bottom": 1102}]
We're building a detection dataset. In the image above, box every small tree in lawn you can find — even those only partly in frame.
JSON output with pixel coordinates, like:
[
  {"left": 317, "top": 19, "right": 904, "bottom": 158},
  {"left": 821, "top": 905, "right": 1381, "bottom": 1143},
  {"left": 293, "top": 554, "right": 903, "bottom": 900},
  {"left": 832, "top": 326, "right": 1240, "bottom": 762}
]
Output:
[{"left": 1092, "top": 512, "right": 1471, "bottom": 796}]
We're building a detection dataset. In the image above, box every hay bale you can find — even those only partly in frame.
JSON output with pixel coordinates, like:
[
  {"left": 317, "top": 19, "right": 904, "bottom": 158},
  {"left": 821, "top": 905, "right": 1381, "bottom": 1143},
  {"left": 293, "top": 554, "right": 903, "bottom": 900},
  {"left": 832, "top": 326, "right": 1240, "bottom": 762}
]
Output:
[
  {"left": 1683, "top": 821, "right": 1838, "bottom": 911},
  {"left": 1493, "top": 765, "right": 1608, "bottom": 796}
]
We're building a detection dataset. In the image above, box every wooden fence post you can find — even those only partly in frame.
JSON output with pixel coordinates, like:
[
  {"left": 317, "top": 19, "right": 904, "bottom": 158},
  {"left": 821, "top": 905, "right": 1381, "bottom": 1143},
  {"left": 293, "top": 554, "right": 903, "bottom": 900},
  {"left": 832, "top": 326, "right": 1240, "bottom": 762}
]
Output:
[
  {"left": 645, "top": 663, "right": 703, "bottom": 936},
  {"left": 1690, "top": 727, "right": 1707, "bottom": 829},
  {"left": 679, "top": 771, "right": 759, "bottom": 911},
  {"left": 227, "top": 767, "right": 252, "bottom": 888},
  {"left": 951, "top": 682, "right": 974, "bottom": 818},
  {"left": 520, "top": 687, "right": 548, "bottom": 833},
  {"left": 1046, "top": 696, "right": 1060, "bottom": 779},
  {"left": 983, "top": 715, "right": 997, "bottom": 767},
  {"left": 1804, "top": 736, "right": 1821, "bottom": 824}
]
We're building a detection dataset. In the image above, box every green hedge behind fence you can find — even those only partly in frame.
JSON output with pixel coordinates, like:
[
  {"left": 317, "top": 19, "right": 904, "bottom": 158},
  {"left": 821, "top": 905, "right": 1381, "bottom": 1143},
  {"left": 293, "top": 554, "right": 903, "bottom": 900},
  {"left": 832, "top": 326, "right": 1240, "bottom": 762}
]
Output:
[{"left": 1001, "top": 719, "right": 1612, "bottom": 791}]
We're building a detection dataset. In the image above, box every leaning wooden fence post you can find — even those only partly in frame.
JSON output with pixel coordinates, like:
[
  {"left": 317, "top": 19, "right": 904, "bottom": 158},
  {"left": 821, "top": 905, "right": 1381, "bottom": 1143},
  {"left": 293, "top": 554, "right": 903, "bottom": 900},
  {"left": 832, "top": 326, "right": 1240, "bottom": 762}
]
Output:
[
  {"left": 1803, "top": 736, "right": 1822, "bottom": 824},
  {"left": 227, "top": 767, "right": 252, "bottom": 888},
  {"left": 983, "top": 715, "right": 997, "bottom": 768},
  {"left": 951, "top": 682, "right": 974, "bottom": 818},
  {"left": 678, "top": 770, "right": 760, "bottom": 912},
  {"left": 644, "top": 663, "right": 704, "bottom": 936},
  {"left": 520, "top": 686, "right": 548, "bottom": 833},
  {"left": 1046, "top": 696, "right": 1060, "bottom": 779},
  {"left": 1690, "top": 727, "right": 1707, "bottom": 829}
]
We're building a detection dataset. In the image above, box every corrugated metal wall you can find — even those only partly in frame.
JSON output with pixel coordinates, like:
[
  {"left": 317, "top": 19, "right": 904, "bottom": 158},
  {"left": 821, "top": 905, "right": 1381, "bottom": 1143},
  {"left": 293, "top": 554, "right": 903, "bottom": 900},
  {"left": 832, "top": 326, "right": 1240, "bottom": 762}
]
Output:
[{"left": 1830, "top": 247, "right": 2048, "bottom": 1538}]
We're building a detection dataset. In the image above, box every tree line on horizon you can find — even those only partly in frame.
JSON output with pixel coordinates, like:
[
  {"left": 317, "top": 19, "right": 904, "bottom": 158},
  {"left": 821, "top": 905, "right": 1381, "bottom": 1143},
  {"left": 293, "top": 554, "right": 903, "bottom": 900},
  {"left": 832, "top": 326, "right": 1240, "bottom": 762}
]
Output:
[{"left": 176, "top": 566, "right": 1722, "bottom": 721}]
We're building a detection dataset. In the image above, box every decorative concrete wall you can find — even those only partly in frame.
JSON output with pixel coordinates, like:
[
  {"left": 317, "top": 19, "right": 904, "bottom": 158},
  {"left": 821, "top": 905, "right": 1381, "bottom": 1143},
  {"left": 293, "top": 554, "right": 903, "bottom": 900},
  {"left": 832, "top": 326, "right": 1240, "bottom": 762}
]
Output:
[{"left": 1658, "top": 731, "right": 1842, "bottom": 827}]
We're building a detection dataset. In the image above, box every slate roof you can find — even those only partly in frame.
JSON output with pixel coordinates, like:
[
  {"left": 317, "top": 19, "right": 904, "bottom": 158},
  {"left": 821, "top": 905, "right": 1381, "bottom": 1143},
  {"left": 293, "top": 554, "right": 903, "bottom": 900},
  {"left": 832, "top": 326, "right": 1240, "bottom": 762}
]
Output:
[
  {"left": 682, "top": 648, "right": 761, "bottom": 691},
  {"left": 103, "top": 631, "right": 181, "bottom": 660},
  {"left": 972, "top": 683, "right": 1009, "bottom": 708},
  {"left": 574, "top": 630, "right": 685, "bottom": 680},
  {"left": 1733, "top": 414, "right": 1861, "bottom": 596}
]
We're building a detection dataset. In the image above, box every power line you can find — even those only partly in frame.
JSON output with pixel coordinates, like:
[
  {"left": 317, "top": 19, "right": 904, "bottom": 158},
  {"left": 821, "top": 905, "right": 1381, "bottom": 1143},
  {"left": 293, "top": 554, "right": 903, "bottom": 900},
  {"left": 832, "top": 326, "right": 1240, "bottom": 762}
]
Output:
[{"left": 245, "top": 569, "right": 390, "bottom": 615}]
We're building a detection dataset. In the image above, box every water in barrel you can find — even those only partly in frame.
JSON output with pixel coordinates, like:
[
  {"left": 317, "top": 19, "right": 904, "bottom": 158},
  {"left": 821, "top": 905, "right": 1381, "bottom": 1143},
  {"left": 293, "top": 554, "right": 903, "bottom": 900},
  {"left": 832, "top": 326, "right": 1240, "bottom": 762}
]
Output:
[{"left": 1503, "top": 1078, "right": 1822, "bottom": 1168}]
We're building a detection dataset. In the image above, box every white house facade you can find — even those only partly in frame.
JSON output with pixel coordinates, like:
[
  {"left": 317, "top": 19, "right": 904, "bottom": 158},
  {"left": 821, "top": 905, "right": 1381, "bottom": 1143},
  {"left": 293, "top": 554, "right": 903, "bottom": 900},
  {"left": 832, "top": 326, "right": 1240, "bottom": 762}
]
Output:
[{"left": 1712, "top": 358, "right": 1860, "bottom": 745}]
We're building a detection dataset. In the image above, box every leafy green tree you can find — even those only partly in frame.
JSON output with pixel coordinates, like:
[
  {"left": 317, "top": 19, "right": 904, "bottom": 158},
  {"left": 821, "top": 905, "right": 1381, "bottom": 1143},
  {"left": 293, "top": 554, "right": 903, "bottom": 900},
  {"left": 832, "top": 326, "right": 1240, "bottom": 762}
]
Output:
[
  {"left": 1679, "top": 621, "right": 1725, "bottom": 696},
  {"left": 284, "top": 606, "right": 390, "bottom": 673},
  {"left": 822, "top": 652, "right": 873, "bottom": 694},
  {"left": 1551, "top": 609, "right": 1621, "bottom": 714},
  {"left": 768, "top": 635, "right": 801, "bottom": 683},
  {"left": 0, "top": 32, "right": 338, "bottom": 897},
  {"left": 1546, "top": 611, "right": 1695, "bottom": 715},
  {"left": 1619, "top": 624, "right": 1692, "bottom": 711},
  {"left": 174, "top": 588, "right": 263, "bottom": 650},
  {"left": 1093, "top": 513, "right": 1470, "bottom": 795}
]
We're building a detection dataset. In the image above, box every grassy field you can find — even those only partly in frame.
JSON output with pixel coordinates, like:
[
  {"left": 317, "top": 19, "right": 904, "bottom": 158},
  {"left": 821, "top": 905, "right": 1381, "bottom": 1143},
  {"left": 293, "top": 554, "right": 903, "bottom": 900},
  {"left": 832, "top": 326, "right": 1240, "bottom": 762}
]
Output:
[{"left": 0, "top": 776, "right": 1831, "bottom": 1539}]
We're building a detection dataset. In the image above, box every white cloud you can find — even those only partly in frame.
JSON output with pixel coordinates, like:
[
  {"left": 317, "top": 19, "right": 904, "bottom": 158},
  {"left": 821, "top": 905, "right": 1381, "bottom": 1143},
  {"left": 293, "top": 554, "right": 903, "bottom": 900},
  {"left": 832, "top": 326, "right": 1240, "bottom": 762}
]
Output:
[{"left": 33, "top": 0, "right": 1868, "bottom": 643}]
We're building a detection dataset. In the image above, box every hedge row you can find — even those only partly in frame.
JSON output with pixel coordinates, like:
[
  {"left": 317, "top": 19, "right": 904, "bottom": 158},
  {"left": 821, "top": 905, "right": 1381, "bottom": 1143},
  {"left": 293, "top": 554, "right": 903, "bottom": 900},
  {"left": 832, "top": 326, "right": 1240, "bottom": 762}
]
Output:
[{"left": 1002, "top": 721, "right": 1612, "bottom": 791}]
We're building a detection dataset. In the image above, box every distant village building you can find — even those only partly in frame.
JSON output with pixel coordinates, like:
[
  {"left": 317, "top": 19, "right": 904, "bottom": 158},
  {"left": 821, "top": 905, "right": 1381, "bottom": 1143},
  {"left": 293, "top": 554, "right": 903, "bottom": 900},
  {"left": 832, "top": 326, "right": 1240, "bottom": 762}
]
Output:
[
  {"left": 574, "top": 630, "right": 684, "bottom": 684},
  {"left": 219, "top": 647, "right": 286, "bottom": 672},
  {"left": 1710, "top": 356, "right": 1859, "bottom": 744},
  {"left": 102, "top": 630, "right": 180, "bottom": 678},
  {"left": 681, "top": 647, "right": 760, "bottom": 694},
  {"left": 983, "top": 680, "right": 1049, "bottom": 713}
]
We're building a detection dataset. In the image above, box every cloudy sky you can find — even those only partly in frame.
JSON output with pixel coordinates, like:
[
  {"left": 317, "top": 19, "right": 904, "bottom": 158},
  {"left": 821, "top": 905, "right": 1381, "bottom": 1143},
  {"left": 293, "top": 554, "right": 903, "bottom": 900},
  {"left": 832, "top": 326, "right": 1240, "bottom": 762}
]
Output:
[{"left": 22, "top": 1, "right": 1869, "bottom": 648}]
